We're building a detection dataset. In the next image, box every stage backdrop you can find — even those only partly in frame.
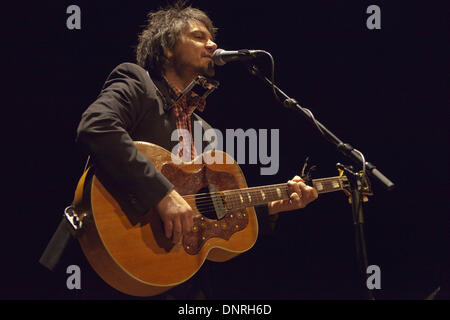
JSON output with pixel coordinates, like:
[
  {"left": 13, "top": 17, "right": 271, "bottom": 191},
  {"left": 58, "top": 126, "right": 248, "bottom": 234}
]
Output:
[{"left": 2, "top": 0, "right": 448, "bottom": 300}]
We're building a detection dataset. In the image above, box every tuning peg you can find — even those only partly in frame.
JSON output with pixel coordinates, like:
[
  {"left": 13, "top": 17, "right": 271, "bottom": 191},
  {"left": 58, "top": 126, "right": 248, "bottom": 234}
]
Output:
[
  {"left": 300, "top": 157, "right": 309, "bottom": 178},
  {"left": 300, "top": 157, "right": 317, "bottom": 182}
]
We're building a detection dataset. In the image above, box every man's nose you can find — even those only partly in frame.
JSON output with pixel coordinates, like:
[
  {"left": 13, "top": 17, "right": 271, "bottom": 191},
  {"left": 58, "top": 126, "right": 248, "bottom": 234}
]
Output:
[{"left": 206, "top": 39, "right": 218, "bottom": 53}]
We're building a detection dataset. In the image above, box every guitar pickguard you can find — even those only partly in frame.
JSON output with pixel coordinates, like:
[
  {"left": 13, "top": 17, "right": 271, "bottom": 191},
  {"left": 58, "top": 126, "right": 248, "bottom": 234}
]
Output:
[{"left": 160, "top": 162, "right": 249, "bottom": 255}]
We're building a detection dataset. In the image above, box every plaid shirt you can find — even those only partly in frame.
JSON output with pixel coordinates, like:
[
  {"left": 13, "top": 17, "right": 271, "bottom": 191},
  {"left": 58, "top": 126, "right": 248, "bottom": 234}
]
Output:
[{"left": 164, "top": 77, "right": 206, "bottom": 162}]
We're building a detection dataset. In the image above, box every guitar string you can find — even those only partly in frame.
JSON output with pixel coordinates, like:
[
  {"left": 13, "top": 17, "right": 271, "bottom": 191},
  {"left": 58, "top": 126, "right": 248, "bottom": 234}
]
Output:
[
  {"left": 193, "top": 191, "right": 292, "bottom": 216},
  {"left": 190, "top": 184, "right": 330, "bottom": 214},
  {"left": 183, "top": 185, "right": 290, "bottom": 202},
  {"left": 189, "top": 189, "right": 287, "bottom": 212},
  {"left": 185, "top": 181, "right": 341, "bottom": 207},
  {"left": 186, "top": 187, "right": 290, "bottom": 206},
  {"left": 183, "top": 180, "right": 342, "bottom": 204},
  {"left": 148, "top": 187, "right": 345, "bottom": 230},
  {"left": 189, "top": 190, "right": 342, "bottom": 215},
  {"left": 176, "top": 178, "right": 345, "bottom": 216},
  {"left": 188, "top": 185, "right": 341, "bottom": 211},
  {"left": 180, "top": 177, "right": 343, "bottom": 200},
  {"left": 192, "top": 187, "right": 289, "bottom": 203},
  {"left": 192, "top": 188, "right": 287, "bottom": 200},
  {"left": 181, "top": 183, "right": 288, "bottom": 199}
]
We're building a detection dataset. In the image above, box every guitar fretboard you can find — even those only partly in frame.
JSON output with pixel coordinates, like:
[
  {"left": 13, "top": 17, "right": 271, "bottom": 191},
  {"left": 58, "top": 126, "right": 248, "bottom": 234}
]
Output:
[{"left": 223, "top": 176, "right": 346, "bottom": 210}]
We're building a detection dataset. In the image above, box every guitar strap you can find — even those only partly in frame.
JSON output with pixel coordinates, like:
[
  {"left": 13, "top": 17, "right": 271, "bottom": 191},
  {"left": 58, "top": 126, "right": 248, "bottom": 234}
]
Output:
[
  {"left": 38, "top": 215, "right": 73, "bottom": 271},
  {"left": 39, "top": 156, "right": 91, "bottom": 271}
]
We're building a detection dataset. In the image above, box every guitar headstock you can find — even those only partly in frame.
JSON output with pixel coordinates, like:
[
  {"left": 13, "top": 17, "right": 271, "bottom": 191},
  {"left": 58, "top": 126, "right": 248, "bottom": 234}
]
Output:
[
  {"left": 339, "top": 169, "right": 373, "bottom": 202},
  {"left": 300, "top": 158, "right": 373, "bottom": 202}
]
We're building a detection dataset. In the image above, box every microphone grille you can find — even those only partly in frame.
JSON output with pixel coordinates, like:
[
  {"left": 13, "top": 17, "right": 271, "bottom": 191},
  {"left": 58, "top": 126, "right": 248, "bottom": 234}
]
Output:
[{"left": 212, "top": 49, "right": 226, "bottom": 66}]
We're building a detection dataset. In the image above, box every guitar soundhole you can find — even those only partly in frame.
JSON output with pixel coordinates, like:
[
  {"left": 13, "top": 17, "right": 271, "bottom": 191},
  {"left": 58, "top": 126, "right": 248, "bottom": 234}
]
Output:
[{"left": 195, "top": 185, "right": 225, "bottom": 220}]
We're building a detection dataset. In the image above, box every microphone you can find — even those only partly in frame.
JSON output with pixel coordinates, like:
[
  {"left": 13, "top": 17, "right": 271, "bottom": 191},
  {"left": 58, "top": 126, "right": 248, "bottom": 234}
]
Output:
[{"left": 212, "top": 49, "right": 265, "bottom": 66}]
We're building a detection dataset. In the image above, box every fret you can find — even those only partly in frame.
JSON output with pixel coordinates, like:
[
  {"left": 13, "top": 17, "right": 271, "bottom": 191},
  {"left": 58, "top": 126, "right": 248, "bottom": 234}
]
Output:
[
  {"left": 224, "top": 184, "right": 289, "bottom": 210},
  {"left": 221, "top": 176, "right": 346, "bottom": 211},
  {"left": 312, "top": 177, "right": 344, "bottom": 194}
]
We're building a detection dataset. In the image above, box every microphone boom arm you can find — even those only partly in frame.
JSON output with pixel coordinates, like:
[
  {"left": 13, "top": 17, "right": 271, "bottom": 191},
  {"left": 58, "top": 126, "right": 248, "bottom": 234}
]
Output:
[{"left": 245, "top": 63, "right": 394, "bottom": 191}]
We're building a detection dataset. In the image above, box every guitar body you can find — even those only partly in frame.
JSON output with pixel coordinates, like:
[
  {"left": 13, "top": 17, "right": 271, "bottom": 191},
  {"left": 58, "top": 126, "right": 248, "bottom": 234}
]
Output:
[{"left": 72, "top": 142, "right": 258, "bottom": 297}]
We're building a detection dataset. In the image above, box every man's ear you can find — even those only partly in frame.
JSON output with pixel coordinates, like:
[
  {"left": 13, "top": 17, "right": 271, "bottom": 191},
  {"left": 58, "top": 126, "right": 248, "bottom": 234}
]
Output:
[{"left": 166, "top": 49, "right": 173, "bottom": 59}]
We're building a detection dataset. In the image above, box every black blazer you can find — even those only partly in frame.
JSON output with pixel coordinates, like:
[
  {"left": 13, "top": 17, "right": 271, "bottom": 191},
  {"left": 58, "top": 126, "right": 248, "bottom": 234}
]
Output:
[
  {"left": 77, "top": 62, "right": 215, "bottom": 214},
  {"left": 77, "top": 62, "right": 275, "bottom": 231}
]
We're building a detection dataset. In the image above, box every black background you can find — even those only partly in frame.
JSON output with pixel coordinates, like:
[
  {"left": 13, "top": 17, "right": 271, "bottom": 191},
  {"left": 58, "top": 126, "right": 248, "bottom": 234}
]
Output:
[{"left": 3, "top": 0, "right": 448, "bottom": 300}]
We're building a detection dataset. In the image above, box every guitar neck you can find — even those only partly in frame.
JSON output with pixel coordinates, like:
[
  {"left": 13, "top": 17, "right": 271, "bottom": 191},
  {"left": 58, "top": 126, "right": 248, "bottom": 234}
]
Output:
[{"left": 224, "top": 176, "right": 346, "bottom": 211}]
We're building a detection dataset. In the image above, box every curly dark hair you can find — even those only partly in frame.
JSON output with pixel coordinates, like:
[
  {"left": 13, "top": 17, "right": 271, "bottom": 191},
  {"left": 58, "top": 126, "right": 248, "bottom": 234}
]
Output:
[{"left": 136, "top": 1, "right": 217, "bottom": 78}]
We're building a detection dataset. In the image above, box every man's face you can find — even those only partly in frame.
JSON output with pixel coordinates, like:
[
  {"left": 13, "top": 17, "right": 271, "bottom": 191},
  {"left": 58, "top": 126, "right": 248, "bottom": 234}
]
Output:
[{"left": 167, "top": 19, "right": 218, "bottom": 79}]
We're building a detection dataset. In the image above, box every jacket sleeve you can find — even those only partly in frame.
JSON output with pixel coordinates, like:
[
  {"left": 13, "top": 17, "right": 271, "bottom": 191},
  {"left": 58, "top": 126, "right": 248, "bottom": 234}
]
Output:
[{"left": 76, "top": 63, "right": 174, "bottom": 214}]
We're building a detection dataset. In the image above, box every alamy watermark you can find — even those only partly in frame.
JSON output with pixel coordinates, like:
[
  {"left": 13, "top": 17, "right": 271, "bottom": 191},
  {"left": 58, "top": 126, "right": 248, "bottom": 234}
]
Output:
[
  {"left": 66, "top": 5, "right": 81, "bottom": 30},
  {"left": 66, "top": 5, "right": 381, "bottom": 31},
  {"left": 66, "top": 265, "right": 81, "bottom": 290},
  {"left": 171, "top": 121, "right": 279, "bottom": 176},
  {"left": 366, "top": 5, "right": 381, "bottom": 30},
  {"left": 366, "top": 264, "right": 381, "bottom": 290}
]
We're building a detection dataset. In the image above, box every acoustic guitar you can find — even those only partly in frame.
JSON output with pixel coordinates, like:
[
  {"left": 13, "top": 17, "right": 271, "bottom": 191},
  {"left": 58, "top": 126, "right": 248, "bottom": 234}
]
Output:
[{"left": 70, "top": 141, "right": 371, "bottom": 296}]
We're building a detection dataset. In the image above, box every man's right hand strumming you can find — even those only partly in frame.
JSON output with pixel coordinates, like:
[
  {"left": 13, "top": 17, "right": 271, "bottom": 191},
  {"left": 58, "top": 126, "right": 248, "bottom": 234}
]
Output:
[{"left": 155, "top": 189, "right": 194, "bottom": 244}]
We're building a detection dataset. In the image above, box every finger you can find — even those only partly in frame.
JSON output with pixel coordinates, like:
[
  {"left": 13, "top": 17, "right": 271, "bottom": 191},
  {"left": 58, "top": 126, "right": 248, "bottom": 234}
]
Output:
[
  {"left": 172, "top": 218, "right": 182, "bottom": 244},
  {"left": 182, "top": 210, "right": 194, "bottom": 234},
  {"left": 292, "top": 175, "right": 303, "bottom": 182},
  {"left": 289, "top": 192, "right": 302, "bottom": 205},
  {"left": 304, "top": 182, "right": 318, "bottom": 199},
  {"left": 164, "top": 219, "right": 173, "bottom": 239},
  {"left": 298, "top": 182, "right": 318, "bottom": 201},
  {"left": 312, "top": 188, "right": 319, "bottom": 199},
  {"left": 290, "top": 192, "right": 301, "bottom": 201},
  {"left": 291, "top": 180, "right": 303, "bottom": 197},
  {"left": 298, "top": 181, "right": 311, "bottom": 192},
  {"left": 287, "top": 181, "right": 302, "bottom": 200},
  {"left": 287, "top": 180, "right": 297, "bottom": 190}
]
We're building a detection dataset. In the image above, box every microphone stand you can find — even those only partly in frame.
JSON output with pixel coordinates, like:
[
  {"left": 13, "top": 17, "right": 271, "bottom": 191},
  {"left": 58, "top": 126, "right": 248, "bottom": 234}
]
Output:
[
  {"left": 337, "top": 163, "right": 375, "bottom": 300},
  {"left": 245, "top": 63, "right": 394, "bottom": 300}
]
